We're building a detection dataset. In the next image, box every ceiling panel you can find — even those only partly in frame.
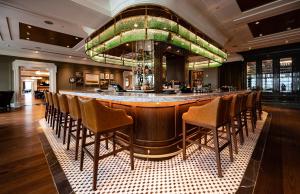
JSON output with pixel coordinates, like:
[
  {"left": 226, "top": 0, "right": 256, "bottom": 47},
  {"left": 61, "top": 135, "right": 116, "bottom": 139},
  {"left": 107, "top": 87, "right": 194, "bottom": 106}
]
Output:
[
  {"left": 236, "top": 0, "right": 277, "bottom": 12},
  {"left": 19, "top": 22, "right": 83, "bottom": 48},
  {"left": 248, "top": 9, "right": 300, "bottom": 38}
]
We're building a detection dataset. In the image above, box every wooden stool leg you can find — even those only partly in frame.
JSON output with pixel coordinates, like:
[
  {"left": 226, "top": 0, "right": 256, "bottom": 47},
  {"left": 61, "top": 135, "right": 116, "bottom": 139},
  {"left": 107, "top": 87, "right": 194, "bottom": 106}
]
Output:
[
  {"left": 57, "top": 112, "right": 62, "bottom": 137},
  {"left": 250, "top": 111, "right": 255, "bottom": 132},
  {"left": 182, "top": 121, "right": 186, "bottom": 160},
  {"left": 93, "top": 133, "right": 100, "bottom": 191},
  {"left": 113, "top": 132, "right": 116, "bottom": 156},
  {"left": 67, "top": 117, "right": 73, "bottom": 150},
  {"left": 63, "top": 114, "right": 68, "bottom": 144},
  {"left": 243, "top": 111, "right": 248, "bottom": 137},
  {"left": 80, "top": 127, "right": 87, "bottom": 171},
  {"left": 237, "top": 114, "right": 244, "bottom": 145},
  {"left": 75, "top": 119, "right": 81, "bottom": 160},
  {"left": 130, "top": 126, "right": 134, "bottom": 170},
  {"left": 231, "top": 119, "right": 238, "bottom": 154},
  {"left": 51, "top": 109, "right": 56, "bottom": 128},
  {"left": 226, "top": 124, "right": 233, "bottom": 162},
  {"left": 105, "top": 134, "right": 109, "bottom": 150},
  {"left": 213, "top": 128, "right": 222, "bottom": 177}
]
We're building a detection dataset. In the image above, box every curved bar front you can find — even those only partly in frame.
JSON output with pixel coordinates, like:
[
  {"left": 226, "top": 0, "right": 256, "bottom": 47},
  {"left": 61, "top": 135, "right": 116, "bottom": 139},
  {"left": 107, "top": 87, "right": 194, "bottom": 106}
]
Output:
[{"left": 60, "top": 90, "right": 240, "bottom": 160}]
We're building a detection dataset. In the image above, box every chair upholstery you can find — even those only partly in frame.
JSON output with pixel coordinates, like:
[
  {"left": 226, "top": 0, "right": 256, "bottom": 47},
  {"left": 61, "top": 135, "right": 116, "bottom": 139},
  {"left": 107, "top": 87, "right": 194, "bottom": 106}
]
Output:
[
  {"left": 230, "top": 94, "right": 243, "bottom": 117},
  {"left": 44, "top": 91, "right": 49, "bottom": 104},
  {"left": 67, "top": 95, "right": 81, "bottom": 120},
  {"left": 52, "top": 93, "right": 60, "bottom": 110},
  {"left": 57, "top": 94, "right": 69, "bottom": 114},
  {"left": 47, "top": 92, "right": 53, "bottom": 106},
  {"left": 80, "top": 99, "right": 133, "bottom": 133}
]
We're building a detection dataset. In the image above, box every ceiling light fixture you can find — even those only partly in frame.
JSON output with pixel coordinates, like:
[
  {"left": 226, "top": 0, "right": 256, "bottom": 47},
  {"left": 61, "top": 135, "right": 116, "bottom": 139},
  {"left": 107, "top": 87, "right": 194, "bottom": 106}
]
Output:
[
  {"left": 26, "top": 37, "right": 30, "bottom": 40},
  {"left": 27, "top": 25, "right": 32, "bottom": 29},
  {"left": 75, "top": 37, "right": 79, "bottom": 40},
  {"left": 255, "top": 21, "right": 260, "bottom": 25},
  {"left": 285, "top": 40, "right": 289, "bottom": 44},
  {"left": 287, "top": 27, "right": 291, "bottom": 30},
  {"left": 134, "top": 23, "right": 138, "bottom": 28},
  {"left": 259, "top": 33, "right": 263, "bottom": 37},
  {"left": 26, "top": 32, "right": 30, "bottom": 35},
  {"left": 126, "top": 43, "right": 129, "bottom": 46},
  {"left": 248, "top": 47, "right": 252, "bottom": 50},
  {"left": 167, "top": 46, "right": 172, "bottom": 49},
  {"left": 69, "top": 56, "right": 72, "bottom": 58},
  {"left": 67, "top": 45, "right": 70, "bottom": 48},
  {"left": 163, "top": 27, "right": 167, "bottom": 30},
  {"left": 34, "top": 51, "right": 39, "bottom": 54},
  {"left": 176, "top": 50, "right": 180, "bottom": 53}
]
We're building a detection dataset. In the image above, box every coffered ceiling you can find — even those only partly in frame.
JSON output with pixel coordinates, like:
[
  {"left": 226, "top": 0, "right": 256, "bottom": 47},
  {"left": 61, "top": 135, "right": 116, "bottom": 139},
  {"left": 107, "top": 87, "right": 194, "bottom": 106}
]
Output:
[{"left": 0, "top": 0, "right": 299, "bottom": 65}]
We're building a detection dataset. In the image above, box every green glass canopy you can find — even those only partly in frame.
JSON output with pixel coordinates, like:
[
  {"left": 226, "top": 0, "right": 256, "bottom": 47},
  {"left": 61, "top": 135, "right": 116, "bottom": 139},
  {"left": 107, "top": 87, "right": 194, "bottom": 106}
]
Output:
[{"left": 85, "top": 7, "right": 227, "bottom": 67}]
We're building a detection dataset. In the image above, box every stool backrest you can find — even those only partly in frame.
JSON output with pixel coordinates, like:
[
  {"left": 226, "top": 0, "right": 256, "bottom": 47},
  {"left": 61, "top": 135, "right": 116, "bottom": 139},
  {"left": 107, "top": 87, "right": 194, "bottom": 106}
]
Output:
[
  {"left": 78, "top": 97, "right": 91, "bottom": 128},
  {"left": 67, "top": 95, "right": 81, "bottom": 120},
  {"left": 52, "top": 93, "right": 60, "bottom": 110},
  {"left": 246, "top": 92, "right": 257, "bottom": 109},
  {"left": 57, "top": 94, "right": 69, "bottom": 114},
  {"left": 44, "top": 91, "right": 49, "bottom": 104},
  {"left": 241, "top": 93, "right": 248, "bottom": 112},
  {"left": 256, "top": 90, "right": 262, "bottom": 102},
  {"left": 47, "top": 92, "right": 53, "bottom": 106},
  {"left": 217, "top": 95, "right": 232, "bottom": 127},
  {"left": 230, "top": 94, "right": 243, "bottom": 117}
]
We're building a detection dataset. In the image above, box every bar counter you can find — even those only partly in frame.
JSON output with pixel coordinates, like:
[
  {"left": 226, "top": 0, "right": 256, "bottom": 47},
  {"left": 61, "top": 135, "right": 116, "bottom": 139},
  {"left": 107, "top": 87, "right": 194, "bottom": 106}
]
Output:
[{"left": 60, "top": 90, "right": 242, "bottom": 160}]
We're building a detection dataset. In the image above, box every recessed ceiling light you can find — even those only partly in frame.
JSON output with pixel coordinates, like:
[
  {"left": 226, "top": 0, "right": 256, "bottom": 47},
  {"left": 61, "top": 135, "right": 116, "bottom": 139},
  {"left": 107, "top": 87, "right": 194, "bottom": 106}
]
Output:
[
  {"left": 44, "top": 20, "right": 54, "bottom": 25},
  {"left": 126, "top": 43, "right": 129, "bottom": 46},
  {"left": 259, "top": 33, "right": 263, "bottom": 37},
  {"left": 167, "top": 46, "right": 172, "bottom": 49},
  {"left": 134, "top": 23, "right": 138, "bottom": 28},
  {"left": 287, "top": 27, "right": 291, "bottom": 30},
  {"left": 285, "top": 40, "right": 289, "bottom": 44},
  {"left": 34, "top": 51, "right": 39, "bottom": 54},
  {"left": 255, "top": 21, "right": 260, "bottom": 25},
  {"left": 68, "top": 56, "right": 72, "bottom": 58},
  {"left": 66, "top": 45, "right": 70, "bottom": 48},
  {"left": 248, "top": 47, "right": 252, "bottom": 50},
  {"left": 75, "top": 37, "right": 79, "bottom": 40},
  {"left": 163, "top": 27, "right": 167, "bottom": 30},
  {"left": 27, "top": 25, "right": 32, "bottom": 29},
  {"left": 26, "top": 32, "right": 30, "bottom": 35},
  {"left": 83, "top": 57, "right": 87, "bottom": 60},
  {"left": 147, "top": 45, "right": 151, "bottom": 48},
  {"left": 176, "top": 50, "right": 180, "bottom": 53},
  {"left": 26, "top": 37, "right": 30, "bottom": 40}
]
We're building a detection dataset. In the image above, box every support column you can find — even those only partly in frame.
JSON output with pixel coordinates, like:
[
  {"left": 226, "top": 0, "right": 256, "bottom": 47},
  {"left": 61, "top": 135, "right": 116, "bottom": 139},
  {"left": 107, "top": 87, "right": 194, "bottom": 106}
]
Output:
[{"left": 154, "top": 44, "right": 164, "bottom": 93}]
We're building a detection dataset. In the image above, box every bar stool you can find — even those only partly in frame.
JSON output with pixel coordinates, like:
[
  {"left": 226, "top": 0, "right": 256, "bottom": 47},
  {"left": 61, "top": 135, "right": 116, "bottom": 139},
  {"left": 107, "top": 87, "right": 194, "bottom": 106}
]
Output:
[
  {"left": 57, "top": 94, "right": 70, "bottom": 144},
  {"left": 78, "top": 98, "right": 134, "bottom": 190},
  {"left": 44, "top": 91, "right": 49, "bottom": 121},
  {"left": 66, "top": 95, "right": 83, "bottom": 160},
  {"left": 47, "top": 92, "right": 54, "bottom": 127},
  {"left": 51, "top": 93, "right": 60, "bottom": 133},
  {"left": 246, "top": 92, "right": 257, "bottom": 132},
  {"left": 182, "top": 96, "right": 233, "bottom": 177},
  {"left": 256, "top": 90, "right": 262, "bottom": 120},
  {"left": 240, "top": 93, "right": 249, "bottom": 137},
  {"left": 229, "top": 94, "right": 244, "bottom": 154}
]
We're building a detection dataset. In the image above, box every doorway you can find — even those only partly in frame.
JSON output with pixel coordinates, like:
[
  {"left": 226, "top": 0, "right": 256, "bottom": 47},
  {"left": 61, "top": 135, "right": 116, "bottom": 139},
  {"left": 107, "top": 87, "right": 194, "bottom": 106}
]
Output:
[{"left": 12, "top": 60, "right": 57, "bottom": 107}]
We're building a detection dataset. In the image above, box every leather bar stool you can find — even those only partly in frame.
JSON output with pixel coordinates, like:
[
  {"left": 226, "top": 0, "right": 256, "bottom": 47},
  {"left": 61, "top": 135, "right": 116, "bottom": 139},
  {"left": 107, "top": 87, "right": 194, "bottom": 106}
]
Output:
[
  {"left": 240, "top": 93, "right": 249, "bottom": 137},
  {"left": 47, "top": 92, "right": 54, "bottom": 127},
  {"left": 246, "top": 92, "right": 257, "bottom": 132},
  {"left": 51, "top": 93, "right": 61, "bottom": 133},
  {"left": 44, "top": 91, "right": 49, "bottom": 121},
  {"left": 182, "top": 96, "right": 233, "bottom": 177},
  {"left": 229, "top": 94, "right": 244, "bottom": 154},
  {"left": 78, "top": 98, "right": 134, "bottom": 191},
  {"left": 57, "top": 94, "right": 70, "bottom": 144},
  {"left": 66, "top": 95, "right": 84, "bottom": 160},
  {"left": 256, "top": 90, "right": 262, "bottom": 120}
]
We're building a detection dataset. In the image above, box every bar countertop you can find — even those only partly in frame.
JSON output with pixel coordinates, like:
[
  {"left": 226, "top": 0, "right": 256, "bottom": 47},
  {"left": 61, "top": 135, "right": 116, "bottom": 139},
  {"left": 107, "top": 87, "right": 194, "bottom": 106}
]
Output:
[{"left": 60, "top": 90, "right": 241, "bottom": 103}]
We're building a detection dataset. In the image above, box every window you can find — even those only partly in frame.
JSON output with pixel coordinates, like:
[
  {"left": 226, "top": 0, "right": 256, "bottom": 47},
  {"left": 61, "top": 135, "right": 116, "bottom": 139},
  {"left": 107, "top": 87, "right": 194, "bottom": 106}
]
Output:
[
  {"left": 280, "top": 58, "right": 292, "bottom": 92},
  {"left": 262, "top": 59, "right": 273, "bottom": 92},
  {"left": 246, "top": 62, "right": 256, "bottom": 90}
]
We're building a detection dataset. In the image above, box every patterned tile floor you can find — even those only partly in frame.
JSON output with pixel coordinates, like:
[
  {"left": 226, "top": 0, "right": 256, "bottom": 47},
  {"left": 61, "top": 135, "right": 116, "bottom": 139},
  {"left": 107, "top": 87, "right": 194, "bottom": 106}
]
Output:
[{"left": 40, "top": 112, "right": 267, "bottom": 194}]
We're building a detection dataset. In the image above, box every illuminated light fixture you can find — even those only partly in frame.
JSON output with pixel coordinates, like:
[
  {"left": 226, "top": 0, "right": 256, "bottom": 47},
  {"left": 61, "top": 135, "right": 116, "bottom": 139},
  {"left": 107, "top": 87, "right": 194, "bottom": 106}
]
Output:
[
  {"left": 31, "top": 76, "right": 42, "bottom": 80},
  {"left": 26, "top": 37, "right": 30, "bottom": 40},
  {"left": 27, "top": 25, "right": 32, "bottom": 29},
  {"left": 249, "top": 47, "right": 252, "bottom": 50},
  {"left": 35, "top": 71, "right": 49, "bottom": 75},
  {"left": 83, "top": 57, "right": 87, "bottom": 60},
  {"left": 176, "top": 50, "right": 180, "bottom": 53},
  {"left": 287, "top": 27, "right": 291, "bottom": 30},
  {"left": 67, "top": 45, "right": 70, "bottom": 48},
  {"left": 126, "top": 43, "right": 129, "bottom": 46},
  {"left": 167, "top": 46, "right": 172, "bottom": 49},
  {"left": 69, "top": 56, "right": 72, "bottom": 58},
  {"left": 163, "top": 27, "right": 167, "bottom": 30},
  {"left": 259, "top": 33, "right": 263, "bottom": 37},
  {"left": 285, "top": 40, "right": 289, "bottom": 44},
  {"left": 255, "top": 21, "right": 260, "bottom": 25},
  {"left": 34, "top": 51, "right": 39, "bottom": 54},
  {"left": 75, "top": 37, "right": 79, "bottom": 40},
  {"left": 26, "top": 32, "right": 30, "bottom": 35},
  {"left": 134, "top": 23, "right": 138, "bottom": 28}
]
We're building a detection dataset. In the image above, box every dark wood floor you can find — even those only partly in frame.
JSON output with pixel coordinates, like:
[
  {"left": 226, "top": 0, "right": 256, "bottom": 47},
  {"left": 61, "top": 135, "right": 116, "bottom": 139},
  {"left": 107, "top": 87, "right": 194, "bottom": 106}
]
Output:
[
  {"left": 0, "top": 103, "right": 299, "bottom": 193},
  {"left": 0, "top": 104, "right": 57, "bottom": 194},
  {"left": 254, "top": 105, "right": 300, "bottom": 194}
]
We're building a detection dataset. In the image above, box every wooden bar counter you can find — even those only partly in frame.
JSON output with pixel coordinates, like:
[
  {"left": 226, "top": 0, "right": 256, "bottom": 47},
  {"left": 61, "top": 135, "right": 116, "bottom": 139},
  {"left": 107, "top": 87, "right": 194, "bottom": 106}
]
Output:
[{"left": 60, "top": 90, "right": 240, "bottom": 160}]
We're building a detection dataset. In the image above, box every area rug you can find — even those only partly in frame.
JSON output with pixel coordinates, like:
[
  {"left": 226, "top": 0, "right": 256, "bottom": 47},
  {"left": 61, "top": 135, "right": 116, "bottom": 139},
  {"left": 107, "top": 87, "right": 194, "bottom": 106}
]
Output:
[{"left": 39, "top": 112, "right": 268, "bottom": 194}]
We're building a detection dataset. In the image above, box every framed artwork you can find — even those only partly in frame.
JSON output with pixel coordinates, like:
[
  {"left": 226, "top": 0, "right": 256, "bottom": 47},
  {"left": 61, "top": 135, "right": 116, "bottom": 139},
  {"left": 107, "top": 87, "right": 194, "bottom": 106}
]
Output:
[
  {"left": 105, "top": 73, "right": 110, "bottom": 80},
  {"left": 100, "top": 73, "right": 105, "bottom": 79},
  {"left": 110, "top": 74, "right": 114, "bottom": 79},
  {"left": 85, "top": 73, "right": 100, "bottom": 85}
]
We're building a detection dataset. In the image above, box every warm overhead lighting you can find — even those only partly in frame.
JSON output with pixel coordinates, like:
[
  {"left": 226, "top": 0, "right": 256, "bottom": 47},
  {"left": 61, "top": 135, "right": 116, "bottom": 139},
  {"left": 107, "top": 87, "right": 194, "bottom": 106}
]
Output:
[
  {"left": 34, "top": 51, "right": 39, "bottom": 54},
  {"left": 67, "top": 45, "right": 70, "bottom": 48},
  {"left": 176, "top": 50, "right": 180, "bottom": 53},
  {"left": 35, "top": 71, "right": 49, "bottom": 75},
  {"left": 126, "top": 43, "right": 129, "bottom": 46},
  {"left": 26, "top": 32, "right": 30, "bottom": 35},
  {"left": 287, "top": 27, "right": 291, "bottom": 31},
  {"left": 27, "top": 25, "right": 32, "bottom": 29},
  {"left": 167, "top": 46, "right": 172, "bottom": 49},
  {"left": 163, "top": 27, "right": 167, "bottom": 30},
  {"left": 255, "top": 21, "right": 260, "bottom": 25},
  {"left": 181, "top": 42, "right": 184, "bottom": 45},
  {"left": 259, "top": 33, "right": 263, "bottom": 37},
  {"left": 285, "top": 40, "right": 289, "bottom": 44},
  {"left": 248, "top": 47, "right": 252, "bottom": 50},
  {"left": 134, "top": 23, "right": 138, "bottom": 28},
  {"left": 31, "top": 76, "right": 42, "bottom": 80},
  {"left": 26, "top": 37, "right": 30, "bottom": 40},
  {"left": 68, "top": 56, "right": 72, "bottom": 58},
  {"left": 75, "top": 37, "right": 79, "bottom": 40},
  {"left": 83, "top": 57, "right": 87, "bottom": 60}
]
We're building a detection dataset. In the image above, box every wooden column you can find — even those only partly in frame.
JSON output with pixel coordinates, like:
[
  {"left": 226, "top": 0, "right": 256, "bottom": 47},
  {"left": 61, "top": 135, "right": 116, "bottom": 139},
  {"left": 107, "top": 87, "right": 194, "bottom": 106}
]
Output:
[{"left": 154, "top": 44, "right": 164, "bottom": 93}]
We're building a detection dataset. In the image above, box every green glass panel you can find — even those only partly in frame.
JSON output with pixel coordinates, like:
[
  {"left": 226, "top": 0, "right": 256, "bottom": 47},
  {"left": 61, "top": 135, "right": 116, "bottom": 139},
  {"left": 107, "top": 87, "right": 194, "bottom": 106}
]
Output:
[
  {"left": 115, "top": 16, "right": 145, "bottom": 35},
  {"left": 147, "top": 16, "right": 176, "bottom": 32},
  {"left": 170, "top": 35, "right": 190, "bottom": 50},
  {"left": 178, "top": 26, "right": 190, "bottom": 41},
  {"left": 147, "top": 29, "right": 169, "bottom": 42},
  {"left": 99, "top": 25, "right": 115, "bottom": 44},
  {"left": 121, "top": 29, "right": 146, "bottom": 44},
  {"left": 104, "top": 35, "right": 121, "bottom": 51}
]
